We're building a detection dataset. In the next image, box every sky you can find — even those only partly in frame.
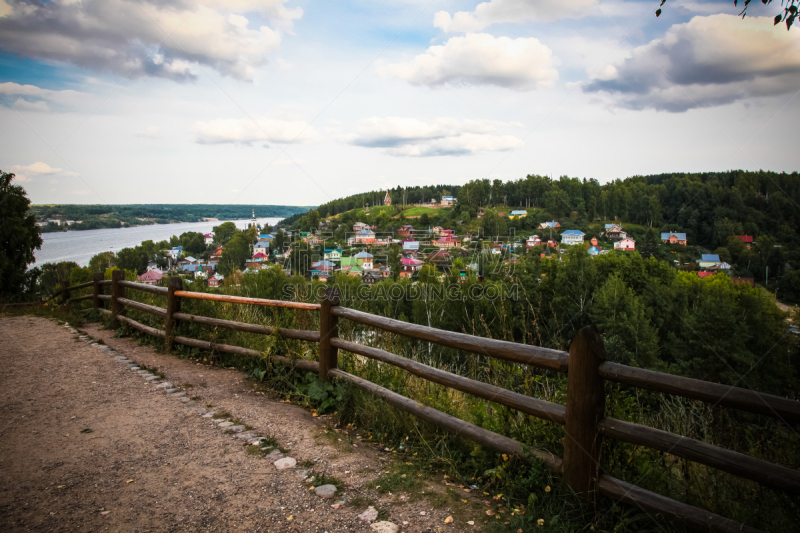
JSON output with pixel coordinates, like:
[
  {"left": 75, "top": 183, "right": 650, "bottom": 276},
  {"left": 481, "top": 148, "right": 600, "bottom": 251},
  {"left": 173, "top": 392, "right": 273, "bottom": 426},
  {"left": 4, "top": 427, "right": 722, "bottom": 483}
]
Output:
[{"left": 0, "top": 0, "right": 798, "bottom": 207}]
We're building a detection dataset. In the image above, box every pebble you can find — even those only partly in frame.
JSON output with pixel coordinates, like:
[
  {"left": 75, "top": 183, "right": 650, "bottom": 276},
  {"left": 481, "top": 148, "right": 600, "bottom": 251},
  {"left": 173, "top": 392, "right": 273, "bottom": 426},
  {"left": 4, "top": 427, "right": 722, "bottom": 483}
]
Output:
[
  {"left": 358, "top": 507, "right": 379, "bottom": 522},
  {"left": 201, "top": 413, "right": 215, "bottom": 418},
  {"left": 274, "top": 457, "right": 296, "bottom": 470},
  {"left": 264, "top": 450, "right": 284, "bottom": 462},
  {"left": 113, "top": 356, "right": 127, "bottom": 361},
  {"left": 315, "top": 485, "right": 337, "bottom": 498},
  {"left": 129, "top": 367, "right": 140, "bottom": 371},
  {"left": 217, "top": 421, "right": 234, "bottom": 428},
  {"left": 171, "top": 392, "right": 186, "bottom": 398},
  {"left": 236, "top": 432, "right": 256, "bottom": 440},
  {"left": 165, "top": 388, "right": 181, "bottom": 394},
  {"left": 226, "top": 425, "right": 246, "bottom": 432},
  {"left": 100, "top": 346, "right": 112, "bottom": 352},
  {"left": 145, "top": 376, "right": 160, "bottom": 381},
  {"left": 370, "top": 522, "right": 399, "bottom": 533},
  {"left": 179, "top": 397, "right": 190, "bottom": 403},
  {"left": 185, "top": 401, "right": 198, "bottom": 407},
  {"left": 137, "top": 370, "right": 150, "bottom": 375},
  {"left": 156, "top": 382, "right": 172, "bottom": 389}
]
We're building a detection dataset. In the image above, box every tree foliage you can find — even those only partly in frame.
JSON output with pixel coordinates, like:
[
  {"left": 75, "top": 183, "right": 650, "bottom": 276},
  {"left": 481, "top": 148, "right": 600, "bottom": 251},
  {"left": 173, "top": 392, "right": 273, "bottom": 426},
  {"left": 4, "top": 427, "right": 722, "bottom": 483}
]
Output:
[{"left": 0, "top": 171, "right": 43, "bottom": 301}]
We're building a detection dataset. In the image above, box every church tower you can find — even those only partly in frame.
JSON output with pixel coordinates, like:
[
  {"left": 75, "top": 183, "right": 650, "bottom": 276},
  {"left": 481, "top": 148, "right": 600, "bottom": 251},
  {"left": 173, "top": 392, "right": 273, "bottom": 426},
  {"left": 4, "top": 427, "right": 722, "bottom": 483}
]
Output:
[{"left": 384, "top": 191, "right": 391, "bottom": 206}]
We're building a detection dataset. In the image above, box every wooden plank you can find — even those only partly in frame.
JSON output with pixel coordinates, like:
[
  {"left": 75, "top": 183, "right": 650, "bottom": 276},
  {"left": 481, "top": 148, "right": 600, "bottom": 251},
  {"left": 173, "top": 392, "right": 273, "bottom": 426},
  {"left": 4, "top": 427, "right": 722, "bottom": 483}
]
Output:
[
  {"left": 173, "top": 336, "right": 319, "bottom": 372},
  {"left": 117, "top": 297, "right": 167, "bottom": 318},
  {"left": 173, "top": 290, "right": 320, "bottom": 310},
  {"left": 164, "top": 277, "right": 183, "bottom": 352},
  {"left": 563, "top": 326, "right": 606, "bottom": 497},
  {"left": 68, "top": 281, "right": 94, "bottom": 291},
  {"left": 97, "top": 294, "right": 111, "bottom": 301},
  {"left": 318, "top": 287, "right": 340, "bottom": 382},
  {"left": 171, "top": 312, "right": 320, "bottom": 342},
  {"left": 118, "top": 280, "right": 168, "bottom": 295},
  {"left": 599, "top": 362, "right": 800, "bottom": 423},
  {"left": 92, "top": 273, "right": 103, "bottom": 308},
  {"left": 99, "top": 308, "right": 110, "bottom": 315},
  {"left": 598, "top": 475, "right": 764, "bottom": 533},
  {"left": 328, "top": 368, "right": 563, "bottom": 473},
  {"left": 118, "top": 315, "right": 166, "bottom": 338},
  {"left": 331, "top": 306, "right": 568, "bottom": 373},
  {"left": 97, "top": 280, "right": 112, "bottom": 286},
  {"left": 110, "top": 270, "right": 124, "bottom": 327},
  {"left": 331, "top": 338, "right": 566, "bottom": 425},
  {"left": 598, "top": 417, "right": 800, "bottom": 494}
]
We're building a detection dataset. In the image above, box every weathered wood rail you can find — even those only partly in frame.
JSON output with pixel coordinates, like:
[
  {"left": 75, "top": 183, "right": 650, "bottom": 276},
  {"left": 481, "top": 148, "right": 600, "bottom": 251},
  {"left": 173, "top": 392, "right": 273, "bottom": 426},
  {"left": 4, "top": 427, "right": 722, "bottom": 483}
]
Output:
[{"left": 50, "top": 275, "right": 800, "bottom": 533}]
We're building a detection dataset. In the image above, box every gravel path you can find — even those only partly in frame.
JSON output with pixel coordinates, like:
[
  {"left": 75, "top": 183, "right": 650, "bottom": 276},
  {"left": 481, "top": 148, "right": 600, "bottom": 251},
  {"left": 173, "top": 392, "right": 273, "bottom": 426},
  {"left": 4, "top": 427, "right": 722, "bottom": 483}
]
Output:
[{"left": 0, "top": 316, "right": 468, "bottom": 532}]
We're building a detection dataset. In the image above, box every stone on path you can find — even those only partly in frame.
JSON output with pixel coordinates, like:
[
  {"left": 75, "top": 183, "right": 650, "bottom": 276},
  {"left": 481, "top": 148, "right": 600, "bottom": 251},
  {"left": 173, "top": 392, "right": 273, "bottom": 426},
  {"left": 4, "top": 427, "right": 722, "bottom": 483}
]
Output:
[
  {"left": 264, "top": 449, "right": 284, "bottom": 462},
  {"left": 100, "top": 346, "right": 112, "bottom": 352},
  {"left": 226, "top": 425, "right": 245, "bottom": 432},
  {"left": 201, "top": 412, "right": 214, "bottom": 418},
  {"left": 156, "top": 382, "right": 172, "bottom": 389},
  {"left": 129, "top": 367, "right": 140, "bottom": 371},
  {"left": 165, "top": 388, "right": 181, "bottom": 394},
  {"left": 358, "top": 506, "right": 379, "bottom": 522},
  {"left": 274, "top": 457, "right": 296, "bottom": 470},
  {"left": 145, "top": 375, "right": 160, "bottom": 381},
  {"left": 185, "top": 401, "right": 197, "bottom": 407},
  {"left": 370, "top": 522, "right": 399, "bottom": 533},
  {"left": 114, "top": 356, "right": 127, "bottom": 361},
  {"left": 315, "top": 484, "right": 337, "bottom": 498},
  {"left": 217, "top": 421, "right": 233, "bottom": 428},
  {"left": 171, "top": 392, "right": 186, "bottom": 398},
  {"left": 236, "top": 432, "right": 256, "bottom": 440}
]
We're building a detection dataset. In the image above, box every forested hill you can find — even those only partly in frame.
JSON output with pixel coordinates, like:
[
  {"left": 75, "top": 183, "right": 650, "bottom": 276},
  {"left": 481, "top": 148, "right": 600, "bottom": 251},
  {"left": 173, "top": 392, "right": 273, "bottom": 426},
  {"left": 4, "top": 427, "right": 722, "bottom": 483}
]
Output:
[
  {"left": 283, "top": 170, "right": 800, "bottom": 249},
  {"left": 30, "top": 204, "right": 313, "bottom": 231}
]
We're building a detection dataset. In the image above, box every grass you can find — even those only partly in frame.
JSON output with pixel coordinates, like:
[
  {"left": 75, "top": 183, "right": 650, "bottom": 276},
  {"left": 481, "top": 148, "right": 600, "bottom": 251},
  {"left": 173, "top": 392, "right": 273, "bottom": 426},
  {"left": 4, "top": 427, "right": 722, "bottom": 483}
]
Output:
[
  {"left": 399, "top": 206, "right": 452, "bottom": 217},
  {"left": 211, "top": 411, "right": 231, "bottom": 419}
]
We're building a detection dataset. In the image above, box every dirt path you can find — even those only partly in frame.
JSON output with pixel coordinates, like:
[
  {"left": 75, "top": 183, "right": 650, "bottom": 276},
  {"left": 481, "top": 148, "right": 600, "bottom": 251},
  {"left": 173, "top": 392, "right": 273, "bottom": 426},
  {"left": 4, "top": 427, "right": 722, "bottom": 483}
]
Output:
[{"left": 0, "top": 316, "right": 466, "bottom": 532}]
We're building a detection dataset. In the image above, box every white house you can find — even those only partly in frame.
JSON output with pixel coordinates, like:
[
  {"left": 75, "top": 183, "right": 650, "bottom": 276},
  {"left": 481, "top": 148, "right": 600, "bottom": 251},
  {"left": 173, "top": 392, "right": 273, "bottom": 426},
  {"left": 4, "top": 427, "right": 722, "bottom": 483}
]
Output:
[
  {"left": 204, "top": 233, "right": 214, "bottom": 245},
  {"left": 254, "top": 241, "right": 270, "bottom": 255},
  {"left": 614, "top": 238, "right": 636, "bottom": 251},
  {"left": 560, "top": 230, "right": 585, "bottom": 245},
  {"left": 441, "top": 196, "right": 455, "bottom": 207}
]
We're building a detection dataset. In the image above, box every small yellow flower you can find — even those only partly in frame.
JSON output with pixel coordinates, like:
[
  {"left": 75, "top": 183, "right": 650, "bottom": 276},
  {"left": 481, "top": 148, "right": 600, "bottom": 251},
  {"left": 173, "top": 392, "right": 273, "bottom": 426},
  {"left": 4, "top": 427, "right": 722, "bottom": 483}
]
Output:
[
  {"left": 545, "top": 485, "right": 551, "bottom": 492},
  {"left": 537, "top": 518, "right": 545, "bottom": 526}
]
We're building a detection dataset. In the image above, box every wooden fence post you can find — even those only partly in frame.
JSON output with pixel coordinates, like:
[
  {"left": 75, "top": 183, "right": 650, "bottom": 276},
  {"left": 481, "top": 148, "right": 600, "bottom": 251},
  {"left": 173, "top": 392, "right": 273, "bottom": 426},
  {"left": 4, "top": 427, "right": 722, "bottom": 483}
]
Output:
[
  {"left": 92, "top": 273, "right": 103, "bottom": 309},
  {"left": 563, "top": 325, "right": 606, "bottom": 498},
  {"left": 318, "top": 286, "right": 340, "bottom": 382},
  {"left": 61, "top": 278, "right": 71, "bottom": 305},
  {"left": 164, "top": 277, "right": 183, "bottom": 352},
  {"left": 110, "top": 270, "right": 125, "bottom": 327}
]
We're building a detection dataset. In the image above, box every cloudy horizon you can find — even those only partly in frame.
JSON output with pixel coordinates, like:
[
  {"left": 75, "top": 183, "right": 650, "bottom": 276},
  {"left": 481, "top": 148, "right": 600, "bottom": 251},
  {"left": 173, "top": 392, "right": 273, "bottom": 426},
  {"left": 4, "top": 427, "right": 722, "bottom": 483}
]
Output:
[{"left": 1, "top": 0, "right": 798, "bottom": 206}]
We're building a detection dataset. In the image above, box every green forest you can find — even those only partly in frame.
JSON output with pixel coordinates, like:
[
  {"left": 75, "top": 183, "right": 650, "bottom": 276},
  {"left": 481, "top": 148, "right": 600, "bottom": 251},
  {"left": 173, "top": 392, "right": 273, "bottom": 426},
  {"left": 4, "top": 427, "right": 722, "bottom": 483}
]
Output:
[{"left": 29, "top": 203, "right": 312, "bottom": 232}]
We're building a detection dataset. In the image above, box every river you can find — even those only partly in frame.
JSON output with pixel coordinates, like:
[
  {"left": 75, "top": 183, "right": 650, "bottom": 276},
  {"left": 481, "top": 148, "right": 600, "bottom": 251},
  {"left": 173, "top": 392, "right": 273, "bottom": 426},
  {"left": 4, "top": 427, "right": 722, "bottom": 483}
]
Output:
[{"left": 34, "top": 218, "right": 283, "bottom": 267}]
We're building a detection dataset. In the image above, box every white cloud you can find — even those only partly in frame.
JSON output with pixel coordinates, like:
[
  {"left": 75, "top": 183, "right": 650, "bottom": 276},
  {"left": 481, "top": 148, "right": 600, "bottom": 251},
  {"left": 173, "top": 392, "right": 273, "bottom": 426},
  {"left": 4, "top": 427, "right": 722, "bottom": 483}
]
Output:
[
  {"left": 434, "top": 0, "right": 598, "bottom": 33},
  {"left": 376, "top": 33, "right": 558, "bottom": 91},
  {"left": 584, "top": 15, "right": 800, "bottom": 111},
  {"left": 9, "top": 162, "right": 77, "bottom": 181},
  {"left": 136, "top": 126, "right": 161, "bottom": 139},
  {"left": 192, "top": 117, "right": 322, "bottom": 145},
  {"left": 12, "top": 98, "right": 49, "bottom": 112},
  {"left": 347, "top": 117, "right": 523, "bottom": 157},
  {"left": 0, "top": 0, "right": 302, "bottom": 82}
]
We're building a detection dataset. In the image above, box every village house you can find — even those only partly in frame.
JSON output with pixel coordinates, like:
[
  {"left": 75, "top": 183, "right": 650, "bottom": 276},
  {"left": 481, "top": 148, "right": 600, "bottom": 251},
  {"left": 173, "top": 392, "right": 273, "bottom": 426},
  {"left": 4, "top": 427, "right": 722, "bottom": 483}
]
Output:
[
  {"left": 736, "top": 235, "right": 753, "bottom": 249},
  {"left": 324, "top": 248, "right": 342, "bottom": 262},
  {"left": 696, "top": 254, "right": 722, "bottom": 269},
  {"left": 246, "top": 252, "right": 269, "bottom": 269},
  {"left": 208, "top": 273, "right": 224, "bottom": 287},
  {"left": 614, "top": 238, "right": 636, "bottom": 251},
  {"left": 166, "top": 246, "right": 183, "bottom": 260},
  {"left": 509, "top": 210, "right": 527, "bottom": 219},
  {"left": 433, "top": 236, "right": 461, "bottom": 249},
  {"left": 539, "top": 221, "right": 560, "bottom": 230},
  {"left": 137, "top": 270, "right": 163, "bottom": 285},
  {"left": 402, "top": 240, "right": 420, "bottom": 254},
  {"left": 353, "top": 222, "right": 370, "bottom": 232},
  {"left": 204, "top": 233, "right": 214, "bottom": 245},
  {"left": 354, "top": 251, "right": 374, "bottom": 270},
  {"left": 661, "top": 232, "right": 687, "bottom": 245},
  {"left": 588, "top": 246, "right": 601, "bottom": 256},
  {"left": 526, "top": 235, "right": 542, "bottom": 249},
  {"left": 176, "top": 255, "right": 198, "bottom": 268},
  {"left": 400, "top": 257, "right": 424, "bottom": 278},
  {"left": 349, "top": 228, "right": 376, "bottom": 245},
  {"left": 604, "top": 224, "right": 627, "bottom": 239},
  {"left": 398, "top": 225, "right": 415, "bottom": 237},
  {"left": 254, "top": 240, "right": 270, "bottom": 255},
  {"left": 441, "top": 196, "right": 455, "bottom": 207},
  {"left": 209, "top": 246, "right": 224, "bottom": 263},
  {"left": 590, "top": 237, "right": 598, "bottom": 246},
  {"left": 561, "top": 230, "right": 585, "bottom": 245},
  {"left": 427, "top": 250, "right": 452, "bottom": 268},
  {"left": 259, "top": 234, "right": 274, "bottom": 243}
]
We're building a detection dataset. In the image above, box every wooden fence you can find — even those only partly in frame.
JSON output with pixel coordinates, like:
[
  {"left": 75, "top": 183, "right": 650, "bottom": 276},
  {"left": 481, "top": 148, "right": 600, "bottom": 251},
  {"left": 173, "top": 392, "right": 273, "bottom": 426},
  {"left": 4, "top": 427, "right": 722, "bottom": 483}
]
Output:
[{"left": 53, "top": 272, "right": 800, "bottom": 533}]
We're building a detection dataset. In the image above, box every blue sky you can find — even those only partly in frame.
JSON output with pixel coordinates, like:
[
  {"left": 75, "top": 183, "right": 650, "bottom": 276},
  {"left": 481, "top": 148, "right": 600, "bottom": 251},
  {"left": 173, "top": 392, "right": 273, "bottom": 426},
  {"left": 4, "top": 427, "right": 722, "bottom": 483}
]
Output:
[{"left": 0, "top": 0, "right": 797, "bottom": 206}]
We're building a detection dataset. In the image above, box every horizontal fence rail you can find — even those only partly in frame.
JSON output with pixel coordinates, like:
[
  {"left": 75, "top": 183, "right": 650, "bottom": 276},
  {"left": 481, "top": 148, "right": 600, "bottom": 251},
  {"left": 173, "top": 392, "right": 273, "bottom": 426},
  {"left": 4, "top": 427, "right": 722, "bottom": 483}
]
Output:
[
  {"left": 331, "top": 306, "right": 569, "bottom": 372},
  {"left": 47, "top": 275, "right": 800, "bottom": 533}
]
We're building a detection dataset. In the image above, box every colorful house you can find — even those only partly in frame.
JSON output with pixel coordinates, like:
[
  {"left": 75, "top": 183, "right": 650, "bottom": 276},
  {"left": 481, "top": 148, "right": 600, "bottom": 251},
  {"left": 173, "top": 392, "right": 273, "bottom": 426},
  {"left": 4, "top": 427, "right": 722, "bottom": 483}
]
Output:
[
  {"left": 433, "top": 236, "right": 462, "bottom": 249},
  {"left": 137, "top": 270, "right": 163, "bottom": 285},
  {"left": 736, "top": 235, "right": 753, "bottom": 249},
  {"left": 526, "top": 235, "right": 541, "bottom": 249},
  {"left": 605, "top": 224, "right": 627, "bottom": 239},
  {"left": 588, "top": 246, "right": 601, "bottom": 256},
  {"left": 208, "top": 273, "right": 224, "bottom": 287},
  {"left": 539, "top": 221, "right": 560, "bottom": 230},
  {"left": 561, "top": 230, "right": 585, "bottom": 245},
  {"left": 204, "top": 233, "right": 214, "bottom": 245},
  {"left": 354, "top": 251, "right": 374, "bottom": 270},
  {"left": 509, "top": 210, "right": 527, "bottom": 219},
  {"left": 696, "top": 254, "right": 722, "bottom": 269},
  {"left": 614, "top": 238, "right": 636, "bottom": 251},
  {"left": 324, "top": 249, "right": 342, "bottom": 262},
  {"left": 661, "top": 232, "right": 687, "bottom": 245},
  {"left": 398, "top": 225, "right": 415, "bottom": 237},
  {"left": 254, "top": 241, "right": 269, "bottom": 254},
  {"left": 400, "top": 257, "right": 424, "bottom": 278},
  {"left": 351, "top": 229, "right": 376, "bottom": 245},
  {"left": 402, "top": 240, "right": 420, "bottom": 253}
]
